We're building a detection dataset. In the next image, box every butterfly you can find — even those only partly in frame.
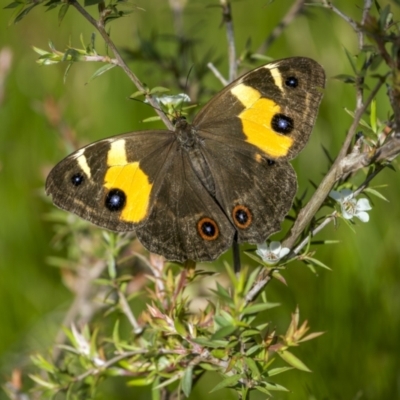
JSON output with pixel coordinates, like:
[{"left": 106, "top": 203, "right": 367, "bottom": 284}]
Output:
[{"left": 46, "top": 57, "right": 325, "bottom": 262}]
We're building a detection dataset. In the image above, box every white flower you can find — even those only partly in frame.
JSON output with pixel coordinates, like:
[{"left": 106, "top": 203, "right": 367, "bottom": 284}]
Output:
[
  {"left": 71, "top": 324, "right": 105, "bottom": 367},
  {"left": 329, "top": 189, "right": 372, "bottom": 222},
  {"left": 147, "top": 93, "right": 191, "bottom": 106},
  {"left": 160, "top": 93, "right": 190, "bottom": 106},
  {"left": 256, "top": 241, "right": 290, "bottom": 265}
]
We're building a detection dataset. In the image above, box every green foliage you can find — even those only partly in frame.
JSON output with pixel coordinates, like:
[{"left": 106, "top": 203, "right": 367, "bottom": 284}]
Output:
[{"left": 28, "top": 232, "right": 320, "bottom": 399}]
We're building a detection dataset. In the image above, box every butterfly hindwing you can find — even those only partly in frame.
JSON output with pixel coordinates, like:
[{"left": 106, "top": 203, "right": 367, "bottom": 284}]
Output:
[
  {"left": 135, "top": 148, "right": 235, "bottom": 261},
  {"left": 199, "top": 137, "right": 297, "bottom": 244}
]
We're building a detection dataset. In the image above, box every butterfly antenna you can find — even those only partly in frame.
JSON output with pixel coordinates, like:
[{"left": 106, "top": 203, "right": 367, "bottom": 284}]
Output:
[{"left": 185, "top": 65, "right": 195, "bottom": 93}]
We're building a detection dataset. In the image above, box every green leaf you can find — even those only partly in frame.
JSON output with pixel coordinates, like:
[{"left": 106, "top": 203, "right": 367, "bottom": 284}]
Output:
[
  {"left": 211, "top": 325, "right": 237, "bottom": 340},
  {"left": 181, "top": 366, "right": 193, "bottom": 397},
  {"left": 305, "top": 257, "right": 331, "bottom": 271},
  {"left": 31, "top": 354, "right": 56, "bottom": 373},
  {"left": 241, "top": 329, "right": 261, "bottom": 338},
  {"left": 379, "top": 4, "right": 391, "bottom": 30},
  {"left": 210, "top": 374, "right": 241, "bottom": 392},
  {"left": 174, "top": 317, "right": 187, "bottom": 337},
  {"left": 344, "top": 47, "right": 357, "bottom": 74},
  {"left": 88, "top": 63, "right": 116, "bottom": 83},
  {"left": 142, "top": 116, "right": 162, "bottom": 123},
  {"left": 199, "top": 362, "right": 219, "bottom": 371},
  {"left": 370, "top": 99, "right": 377, "bottom": 133},
  {"left": 130, "top": 90, "right": 147, "bottom": 99},
  {"left": 192, "top": 337, "right": 228, "bottom": 348},
  {"left": 4, "top": 2, "right": 21, "bottom": 9},
  {"left": 14, "top": 4, "right": 37, "bottom": 23},
  {"left": 58, "top": 3, "right": 69, "bottom": 24},
  {"left": 245, "top": 344, "right": 262, "bottom": 356},
  {"left": 254, "top": 385, "right": 271, "bottom": 395},
  {"left": 264, "top": 381, "right": 289, "bottom": 392},
  {"left": 242, "top": 302, "right": 280, "bottom": 315},
  {"left": 364, "top": 187, "right": 389, "bottom": 202},
  {"left": 127, "top": 377, "right": 154, "bottom": 386},
  {"left": 332, "top": 74, "right": 356, "bottom": 83},
  {"left": 29, "top": 374, "right": 58, "bottom": 390},
  {"left": 279, "top": 350, "right": 311, "bottom": 372},
  {"left": 244, "top": 357, "right": 260, "bottom": 378},
  {"left": 63, "top": 62, "right": 73, "bottom": 84},
  {"left": 149, "top": 86, "right": 170, "bottom": 95},
  {"left": 267, "top": 366, "right": 293, "bottom": 376}
]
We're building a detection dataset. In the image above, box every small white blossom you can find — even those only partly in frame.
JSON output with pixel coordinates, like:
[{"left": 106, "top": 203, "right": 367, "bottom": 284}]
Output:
[
  {"left": 71, "top": 324, "right": 105, "bottom": 367},
  {"left": 329, "top": 189, "right": 372, "bottom": 222},
  {"left": 159, "top": 93, "right": 190, "bottom": 106},
  {"left": 256, "top": 241, "right": 290, "bottom": 265},
  {"left": 147, "top": 93, "right": 191, "bottom": 106}
]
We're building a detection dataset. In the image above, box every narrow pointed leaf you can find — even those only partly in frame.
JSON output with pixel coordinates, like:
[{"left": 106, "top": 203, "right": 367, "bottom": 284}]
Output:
[
  {"left": 58, "top": 3, "right": 69, "bottom": 24},
  {"left": 279, "top": 350, "right": 311, "bottom": 372},
  {"left": 242, "top": 302, "right": 280, "bottom": 315},
  {"left": 210, "top": 374, "right": 241, "bottom": 392},
  {"left": 88, "top": 63, "right": 116, "bottom": 82},
  {"left": 181, "top": 366, "right": 193, "bottom": 397},
  {"left": 267, "top": 366, "right": 293, "bottom": 376}
]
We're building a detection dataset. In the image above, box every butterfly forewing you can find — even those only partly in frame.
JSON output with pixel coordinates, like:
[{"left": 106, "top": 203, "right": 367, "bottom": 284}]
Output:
[{"left": 193, "top": 57, "right": 325, "bottom": 161}]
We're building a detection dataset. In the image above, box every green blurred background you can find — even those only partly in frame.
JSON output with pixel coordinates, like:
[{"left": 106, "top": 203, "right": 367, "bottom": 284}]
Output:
[{"left": 1, "top": 0, "right": 400, "bottom": 398}]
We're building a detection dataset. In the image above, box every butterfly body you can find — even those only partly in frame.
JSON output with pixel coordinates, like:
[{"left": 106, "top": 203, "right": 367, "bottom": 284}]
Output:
[{"left": 46, "top": 57, "right": 325, "bottom": 262}]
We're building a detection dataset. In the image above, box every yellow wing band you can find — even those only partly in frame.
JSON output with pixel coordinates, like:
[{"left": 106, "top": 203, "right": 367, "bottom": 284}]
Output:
[
  {"left": 231, "top": 84, "right": 293, "bottom": 158},
  {"left": 104, "top": 140, "right": 152, "bottom": 223}
]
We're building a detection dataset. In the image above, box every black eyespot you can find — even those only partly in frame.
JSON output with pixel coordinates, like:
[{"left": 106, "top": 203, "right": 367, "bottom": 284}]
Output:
[
  {"left": 236, "top": 209, "right": 248, "bottom": 224},
  {"left": 71, "top": 173, "right": 84, "bottom": 187},
  {"left": 267, "top": 159, "right": 275, "bottom": 166},
  {"left": 105, "top": 189, "right": 126, "bottom": 212},
  {"left": 197, "top": 217, "right": 219, "bottom": 241},
  {"left": 285, "top": 76, "right": 298, "bottom": 88},
  {"left": 232, "top": 205, "right": 252, "bottom": 229},
  {"left": 271, "top": 113, "right": 294, "bottom": 134}
]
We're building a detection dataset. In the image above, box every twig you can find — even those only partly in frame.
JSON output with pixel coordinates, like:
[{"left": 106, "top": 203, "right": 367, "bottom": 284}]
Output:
[
  {"left": 320, "top": 0, "right": 359, "bottom": 31},
  {"left": 257, "top": 0, "right": 305, "bottom": 54},
  {"left": 245, "top": 269, "right": 274, "bottom": 303},
  {"left": 118, "top": 288, "right": 142, "bottom": 334},
  {"left": 207, "top": 62, "right": 228, "bottom": 86},
  {"left": 359, "top": 0, "right": 372, "bottom": 50},
  {"left": 283, "top": 77, "right": 385, "bottom": 250},
  {"left": 293, "top": 212, "right": 337, "bottom": 255},
  {"left": 220, "top": 0, "right": 237, "bottom": 82},
  {"left": 168, "top": 0, "right": 185, "bottom": 39},
  {"left": 69, "top": 0, "right": 174, "bottom": 131}
]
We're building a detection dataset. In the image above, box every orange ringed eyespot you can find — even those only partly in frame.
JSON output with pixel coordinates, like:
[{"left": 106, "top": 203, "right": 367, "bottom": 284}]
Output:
[
  {"left": 232, "top": 205, "right": 252, "bottom": 229},
  {"left": 197, "top": 217, "right": 219, "bottom": 241}
]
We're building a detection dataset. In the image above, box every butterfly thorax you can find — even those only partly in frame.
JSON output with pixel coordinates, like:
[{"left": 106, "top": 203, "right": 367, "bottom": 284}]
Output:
[
  {"left": 174, "top": 118, "right": 197, "bottom": 148},
  {"left": 174, "top": 117, "right": 216, "bottom": 196}
]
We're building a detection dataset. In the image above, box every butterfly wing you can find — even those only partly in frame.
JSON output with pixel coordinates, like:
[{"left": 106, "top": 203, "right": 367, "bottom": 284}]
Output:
[
  {"left": 199, "top": 138, "right": 296, "bottom": 244},
  {"left": 135, "top": 149, "right": 235, "bottom": 262},
  {"left": 190, "top": 57, "right": 325, "bottom": 243},
  {"left": 46, "top": 131, "right": 177, "bottom": 231},
  {"left": 193, "top": 57, "right": 325, "bottom": 161},
  {"left": 46, "top": 131, "right": 234, "bottom": 261}
]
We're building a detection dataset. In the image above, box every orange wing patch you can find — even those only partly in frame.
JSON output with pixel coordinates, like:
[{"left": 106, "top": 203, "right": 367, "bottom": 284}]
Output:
[
  {"left": 231, "top": 84, "right": 293, "bottom": 158},
  {"left": 104, "top": 139, "right": 152, "bottom": 223}
]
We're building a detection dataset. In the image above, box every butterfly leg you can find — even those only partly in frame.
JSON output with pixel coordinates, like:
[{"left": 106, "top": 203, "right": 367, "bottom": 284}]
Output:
[{"left": 232, "top": 232, "right": 241, "bottom": 274}]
